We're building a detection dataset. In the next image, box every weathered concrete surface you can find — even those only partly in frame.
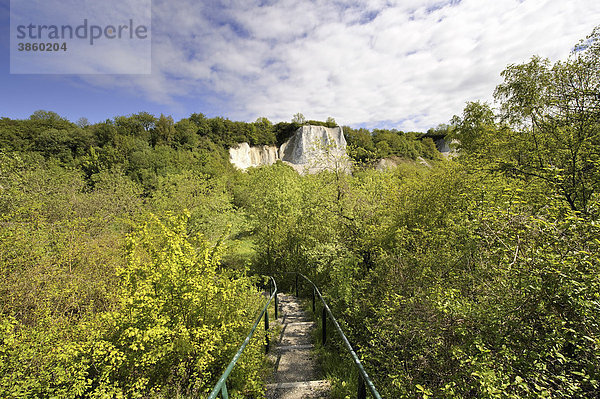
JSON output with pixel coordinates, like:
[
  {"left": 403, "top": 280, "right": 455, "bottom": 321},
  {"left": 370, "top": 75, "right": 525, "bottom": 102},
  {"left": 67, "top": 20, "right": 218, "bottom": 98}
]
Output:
[{"left": 266, "top": 294, "right": 330, "bottom": 399}]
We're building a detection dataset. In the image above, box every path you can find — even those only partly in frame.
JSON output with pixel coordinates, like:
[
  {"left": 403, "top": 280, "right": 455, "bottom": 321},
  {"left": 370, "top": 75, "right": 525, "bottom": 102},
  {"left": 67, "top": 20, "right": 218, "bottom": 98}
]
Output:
[{"left": 266, "top": 293, "right": 330, "bottom": 399}]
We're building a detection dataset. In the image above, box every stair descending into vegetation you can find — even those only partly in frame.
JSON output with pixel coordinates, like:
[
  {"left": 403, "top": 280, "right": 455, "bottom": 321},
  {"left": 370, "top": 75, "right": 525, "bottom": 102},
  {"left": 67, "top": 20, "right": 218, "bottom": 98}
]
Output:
[{"left": 266, "top": 294, "right": 330, "bottom": 399}]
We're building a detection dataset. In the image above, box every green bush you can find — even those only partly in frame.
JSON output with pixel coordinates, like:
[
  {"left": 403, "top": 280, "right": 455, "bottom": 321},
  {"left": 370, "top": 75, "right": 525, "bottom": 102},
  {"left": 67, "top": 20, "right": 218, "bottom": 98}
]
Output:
[{"left": 0, "top": 212, "right": 269, "bottom": 398}]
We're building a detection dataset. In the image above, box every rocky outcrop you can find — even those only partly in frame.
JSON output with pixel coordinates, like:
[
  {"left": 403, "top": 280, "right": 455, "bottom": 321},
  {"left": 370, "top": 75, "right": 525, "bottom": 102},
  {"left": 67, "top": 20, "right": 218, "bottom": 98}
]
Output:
[
  {"left": 229, "top": 143, "right": 279, "bottom": 170},
  {"left": 280, "top": 125, "right": 349, "bottom": 174},
  {"left": 375, "top": 157, "right": 404, "bottom": 171},
  {"left": 375, "top": 156, "right": 432, "bottom": 171},
  {"left": 229, "top": 125, "right": 350, "bottom": 174},
  {"left": 280, "top": 125, "right": 346, "bottom": 164}
]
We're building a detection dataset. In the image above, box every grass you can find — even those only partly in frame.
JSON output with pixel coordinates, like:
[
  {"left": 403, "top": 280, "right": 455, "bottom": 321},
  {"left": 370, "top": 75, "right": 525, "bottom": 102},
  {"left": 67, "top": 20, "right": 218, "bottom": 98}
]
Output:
[
  {"left": 296, "top": 297, "right": 360, "bottom": 399},
  {"left": 221, "top": 235, "right": 256, "bottom": 270}
]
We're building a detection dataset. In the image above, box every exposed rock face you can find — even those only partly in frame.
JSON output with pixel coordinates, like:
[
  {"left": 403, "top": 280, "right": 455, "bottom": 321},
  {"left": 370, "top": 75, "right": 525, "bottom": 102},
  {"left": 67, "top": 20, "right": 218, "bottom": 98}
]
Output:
[
  {"left": 280, "top": 125, "right": 346, "bottom": 164},
  {"left": 375, "top": 157, "right": 403, "bottom": 171},
  {"left": 229, "top": 125, "right": 349, "bottom": 174},
  {"left": 229, "top": 142, "right": 279, "bottom": 170},
  {"left": 280, "top": 125, "right": 349, "bottom": 173},
  {"left": 434, "top": 137, "right": 452, "bottom": 153},
  {"left": 375, "top": 156, "right": 432, "bottom": 171}
]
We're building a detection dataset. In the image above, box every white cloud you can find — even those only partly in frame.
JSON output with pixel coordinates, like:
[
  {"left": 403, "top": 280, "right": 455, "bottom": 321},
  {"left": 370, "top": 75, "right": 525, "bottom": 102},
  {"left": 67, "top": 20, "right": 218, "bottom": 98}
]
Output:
[{"left": 85, "top": 0, "right": 600, "bottom": 130}]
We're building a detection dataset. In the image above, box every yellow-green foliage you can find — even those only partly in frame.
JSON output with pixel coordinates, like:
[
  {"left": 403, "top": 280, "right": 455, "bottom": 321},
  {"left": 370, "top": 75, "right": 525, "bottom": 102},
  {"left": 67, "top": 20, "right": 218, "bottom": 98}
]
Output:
[
  {"left": 0, "top": 149, "right": 271, "bottom": 397},
  {"left": 0, "top": 211, "right": 268, "bottom": 398},
  {"left": 241, "top": 160, "right": 600, "bottom": 398}
]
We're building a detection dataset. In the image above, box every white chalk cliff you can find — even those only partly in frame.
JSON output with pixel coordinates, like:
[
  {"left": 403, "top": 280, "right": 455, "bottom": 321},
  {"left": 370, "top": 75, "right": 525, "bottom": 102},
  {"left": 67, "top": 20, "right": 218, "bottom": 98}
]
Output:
[
  {"left": 229, "top": 125, "right": 350, "bottom": 174},
  {"left": 228, "top": 143, "right": 279, "bottom": 170}
]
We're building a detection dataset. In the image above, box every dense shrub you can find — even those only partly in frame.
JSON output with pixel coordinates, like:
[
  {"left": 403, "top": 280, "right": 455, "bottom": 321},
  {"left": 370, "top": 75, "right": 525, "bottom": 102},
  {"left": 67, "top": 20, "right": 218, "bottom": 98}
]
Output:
[{"left": 0, "top": 213, "right": 267, "bottom": 397}]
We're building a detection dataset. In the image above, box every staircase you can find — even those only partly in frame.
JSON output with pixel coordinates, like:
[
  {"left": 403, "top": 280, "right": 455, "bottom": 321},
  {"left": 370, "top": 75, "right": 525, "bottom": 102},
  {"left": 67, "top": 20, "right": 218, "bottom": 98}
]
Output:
[{"left": 266, "top": 294, "right": 330, "bottom": 399}]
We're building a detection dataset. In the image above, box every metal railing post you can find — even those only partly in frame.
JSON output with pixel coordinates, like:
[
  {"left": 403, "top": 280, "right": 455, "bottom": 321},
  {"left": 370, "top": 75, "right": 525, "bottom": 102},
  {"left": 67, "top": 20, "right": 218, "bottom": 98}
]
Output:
[
  {"left": 264, "top": 309, "right": 270, "bottom": 353},
  {"left": 296, "top": 273, "right": 383, "bottom": 399},
  {"left": 322, "top": 306, "right": 327, "bottom": 345},
  {"left": 208, "top": 276, "right": 279, "bottom": 399},
  {"left": 210, "top": 274, "right": 383, "bottom": 399},
  {"left": 358, "top": 375, "right": 366, "bottom": 399},
  {"left": 274, "top": 292, "right": 278, "bottom": 320},
  {"left": 312, "top": 287, "right": 316, "bottom": 313},
  {"left": 221, "top": 384, "right": 229, "bottom": 399}
]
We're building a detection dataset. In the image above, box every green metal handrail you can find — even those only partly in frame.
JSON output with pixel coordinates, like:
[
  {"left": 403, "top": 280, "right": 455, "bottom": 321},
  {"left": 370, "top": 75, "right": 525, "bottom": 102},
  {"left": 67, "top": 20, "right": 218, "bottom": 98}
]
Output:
[
  {"left": 208, "top": 276, "right": 278, "bottom": 399},
  {"left": 295, "top": 273, "right": 383, "bottom": 399}
]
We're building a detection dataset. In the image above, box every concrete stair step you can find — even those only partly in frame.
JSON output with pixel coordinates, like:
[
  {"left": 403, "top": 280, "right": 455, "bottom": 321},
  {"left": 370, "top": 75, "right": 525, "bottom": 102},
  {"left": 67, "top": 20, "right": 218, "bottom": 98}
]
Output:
[
  {"left": 267, "top": 294, "right": 330, "bottom": 399},
  {"left": 265, "top": 380, "right": 330, "bottom": 399},
  {"left": 278, "top": 323, "right": 315, "bottom": 346},
  {"left": 276, "top": 344, "right": 314, "bottom": 351}
]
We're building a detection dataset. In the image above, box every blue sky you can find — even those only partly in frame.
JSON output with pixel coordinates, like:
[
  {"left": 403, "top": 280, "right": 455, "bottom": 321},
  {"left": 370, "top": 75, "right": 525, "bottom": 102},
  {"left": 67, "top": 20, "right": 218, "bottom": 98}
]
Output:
[{"left": 2, "top": 0, "right": 599, "bottom": 131}]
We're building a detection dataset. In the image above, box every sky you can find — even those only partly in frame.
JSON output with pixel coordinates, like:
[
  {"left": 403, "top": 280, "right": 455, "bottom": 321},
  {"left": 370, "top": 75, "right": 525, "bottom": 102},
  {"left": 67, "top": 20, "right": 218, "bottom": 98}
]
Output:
[{"left": 1, "top": 0, "right": 599, "bottom": 131}]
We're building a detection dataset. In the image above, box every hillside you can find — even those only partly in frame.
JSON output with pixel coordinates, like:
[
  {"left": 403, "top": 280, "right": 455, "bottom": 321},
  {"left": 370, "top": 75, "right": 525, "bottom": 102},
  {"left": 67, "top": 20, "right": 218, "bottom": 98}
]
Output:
[{"left": 1, "top": 27, "right": 599, "bottom": 398}]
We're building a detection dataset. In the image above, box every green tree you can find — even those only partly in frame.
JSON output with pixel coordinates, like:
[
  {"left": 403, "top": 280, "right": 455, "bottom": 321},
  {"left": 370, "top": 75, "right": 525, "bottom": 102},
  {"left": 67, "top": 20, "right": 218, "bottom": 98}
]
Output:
[
  {"left": 449, "top": 101, "right": 497, "bottom": 156},
  {"left": 253, "top": 117, "right": 276, "bottom": 145},
  {"left": 236, "top": 163, "right": 303, "bottom": 278},
  {"left": 494, "top": 28, "right": 600, "bottom": 215},
  {"left": 292, "top": 112, "right": 306, "bottom": 124},
  {"left": 375, "top": 140, "right": 391, "bottom": 158},
  {"left": 151, "top": 114, "right": 176, "bottom": 146},
  {"left": 29, "top": 110, "right": 67, "bottom": 123},
  {"left": 132, "top": 111, "right": 157, "bottom": 132},
  {"left": 76, "top": 117, "right": 90, "bottom": 128},
  {"left": 173, "top": 119, "right": 199, "bottom": 149}
]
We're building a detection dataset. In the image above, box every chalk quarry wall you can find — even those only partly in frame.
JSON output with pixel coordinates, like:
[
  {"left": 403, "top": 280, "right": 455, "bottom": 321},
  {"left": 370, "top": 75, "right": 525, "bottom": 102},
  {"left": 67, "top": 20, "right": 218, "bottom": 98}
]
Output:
[
  {"left": 228, "top": 143, "right": 279, "bottom": 170},
  {"left": 229, "top": 125, "right": 349, "bottom": 174}
]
